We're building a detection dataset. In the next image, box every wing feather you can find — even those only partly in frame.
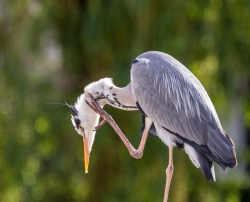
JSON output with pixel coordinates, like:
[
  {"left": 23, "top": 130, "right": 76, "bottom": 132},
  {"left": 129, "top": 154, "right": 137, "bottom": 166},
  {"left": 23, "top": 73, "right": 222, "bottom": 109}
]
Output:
[{"left": 130, "top": 51, "right": 236, "bottom": 167}]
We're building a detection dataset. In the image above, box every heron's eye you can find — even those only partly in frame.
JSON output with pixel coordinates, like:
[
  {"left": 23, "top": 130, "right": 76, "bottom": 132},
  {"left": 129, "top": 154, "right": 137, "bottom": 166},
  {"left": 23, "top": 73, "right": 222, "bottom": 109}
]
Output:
[{"left": 79, "top": 125, "right": 84, "bottom": 132}]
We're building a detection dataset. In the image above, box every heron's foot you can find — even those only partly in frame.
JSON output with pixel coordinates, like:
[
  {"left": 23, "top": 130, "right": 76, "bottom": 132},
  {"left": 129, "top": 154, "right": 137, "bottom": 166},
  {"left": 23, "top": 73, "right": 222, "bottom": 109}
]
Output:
[
  {"left": 94, "top": 119, "right": 107, "bottom": 130},
  {"left": 130, "top": 150, "right": 143, "bottom": 159},
  {"left": 85, "top": 93, "right": 112, "bottom": 130}
]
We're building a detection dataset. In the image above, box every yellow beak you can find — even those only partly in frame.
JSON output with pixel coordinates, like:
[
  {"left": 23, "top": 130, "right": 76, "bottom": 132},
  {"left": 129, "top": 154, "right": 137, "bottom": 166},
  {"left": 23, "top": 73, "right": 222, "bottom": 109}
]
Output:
[{"left": 83, "top": 135, "right": 90, "bottom": 173}]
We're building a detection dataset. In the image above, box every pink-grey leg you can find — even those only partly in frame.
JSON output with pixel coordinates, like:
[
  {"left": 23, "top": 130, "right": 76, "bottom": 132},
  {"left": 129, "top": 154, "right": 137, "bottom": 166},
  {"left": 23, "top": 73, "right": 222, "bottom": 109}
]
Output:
[
  {"left": 163, "top": 147, "right": 174, "bottom": 202},
  {"left": 85, "top": 93, "right": 149, "bottom": 159}
]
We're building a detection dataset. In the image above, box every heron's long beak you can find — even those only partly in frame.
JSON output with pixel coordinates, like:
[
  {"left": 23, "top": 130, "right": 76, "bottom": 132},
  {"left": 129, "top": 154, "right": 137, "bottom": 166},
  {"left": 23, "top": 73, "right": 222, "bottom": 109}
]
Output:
[{"left": 83, "top": 135, "right": 90, "bottom": 174}]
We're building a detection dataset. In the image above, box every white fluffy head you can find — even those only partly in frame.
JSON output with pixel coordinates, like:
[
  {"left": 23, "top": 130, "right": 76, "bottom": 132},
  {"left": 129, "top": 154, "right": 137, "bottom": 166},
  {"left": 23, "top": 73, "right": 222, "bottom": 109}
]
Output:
[
  {"left": 70, "top": 78, "right": 115, "bottom": 153},
  {"left": 70, "top": 93, "right": 100, "bottom": 153}
]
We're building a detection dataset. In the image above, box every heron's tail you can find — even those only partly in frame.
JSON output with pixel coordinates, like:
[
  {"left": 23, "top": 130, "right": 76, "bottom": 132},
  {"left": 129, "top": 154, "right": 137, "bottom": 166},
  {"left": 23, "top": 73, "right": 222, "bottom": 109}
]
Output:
[
  {"left": 197, "top": 152, "right": 216, "bottom": 181},
  {"left": 184, "top": 143, "right": 216, "bottom": 181},
  {"left": 207, "top": 128, "right": 238, "bottom": 171}
]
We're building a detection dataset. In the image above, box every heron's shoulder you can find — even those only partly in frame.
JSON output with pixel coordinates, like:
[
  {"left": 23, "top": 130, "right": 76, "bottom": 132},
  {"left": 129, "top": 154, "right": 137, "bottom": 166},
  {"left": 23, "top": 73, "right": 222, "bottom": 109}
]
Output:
[
  {"left": 130, "top": 51, "right": 221, "bottom": 127},
  {"left": 131, "top": 51, "right": 189, "bottom": 75}
]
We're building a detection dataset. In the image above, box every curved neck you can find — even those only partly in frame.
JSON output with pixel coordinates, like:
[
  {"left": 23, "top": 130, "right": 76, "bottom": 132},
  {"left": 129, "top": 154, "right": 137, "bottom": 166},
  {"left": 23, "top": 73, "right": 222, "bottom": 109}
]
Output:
[{"left": 98, "top": 83, "right": 137, "bottom": 111}]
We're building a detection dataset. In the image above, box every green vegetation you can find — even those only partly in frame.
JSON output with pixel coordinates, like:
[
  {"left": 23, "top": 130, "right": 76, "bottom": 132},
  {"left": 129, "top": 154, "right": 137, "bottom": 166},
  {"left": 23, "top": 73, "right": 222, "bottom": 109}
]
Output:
[{"left": 1, "top": 0, "right": 250, "bottom": 201}]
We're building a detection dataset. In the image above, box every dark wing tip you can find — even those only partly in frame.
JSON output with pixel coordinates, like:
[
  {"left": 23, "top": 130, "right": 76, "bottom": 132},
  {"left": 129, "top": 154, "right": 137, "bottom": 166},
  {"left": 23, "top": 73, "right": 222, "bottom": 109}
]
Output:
[{"left": 197, "top": 153, "right": 216, "bottom": 181}]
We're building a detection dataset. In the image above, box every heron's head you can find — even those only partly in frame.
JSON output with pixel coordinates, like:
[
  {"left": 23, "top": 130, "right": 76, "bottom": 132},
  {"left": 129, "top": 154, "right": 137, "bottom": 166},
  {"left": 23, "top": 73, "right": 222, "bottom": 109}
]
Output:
[
  {"left": 68, "top": 93, "right": 100, "bottom": 173},
  {"left": 67, "top": 78, "right": 114, "bottom": 173}
]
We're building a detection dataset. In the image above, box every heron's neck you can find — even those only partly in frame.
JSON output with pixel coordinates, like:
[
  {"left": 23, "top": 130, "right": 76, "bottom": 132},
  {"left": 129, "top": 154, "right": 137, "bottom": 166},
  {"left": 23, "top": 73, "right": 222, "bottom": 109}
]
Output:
[{"left": 99, "top": 83, "right": 137, "bottom": 110}]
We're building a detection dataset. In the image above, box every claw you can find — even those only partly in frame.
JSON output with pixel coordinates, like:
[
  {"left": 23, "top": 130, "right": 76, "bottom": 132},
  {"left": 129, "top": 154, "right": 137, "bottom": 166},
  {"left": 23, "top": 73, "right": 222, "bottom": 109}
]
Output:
[
  {"left": 85, "top": 100, "right": 99, "bottom": 114},
  {"left": 88, "top": 93, "right": 95, "bottom": 101},
  {"left": 85, "top": 93, "right": 110, "bottom": 131},
  {"left": 88, "top": 93, "right": 102, "bottom": 110}
]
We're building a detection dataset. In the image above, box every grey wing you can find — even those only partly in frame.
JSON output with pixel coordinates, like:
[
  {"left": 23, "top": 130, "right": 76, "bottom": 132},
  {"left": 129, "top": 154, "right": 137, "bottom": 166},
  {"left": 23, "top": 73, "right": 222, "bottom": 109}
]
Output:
[{"left": 130, "top": 51, "right": 237, "bottom": 168}]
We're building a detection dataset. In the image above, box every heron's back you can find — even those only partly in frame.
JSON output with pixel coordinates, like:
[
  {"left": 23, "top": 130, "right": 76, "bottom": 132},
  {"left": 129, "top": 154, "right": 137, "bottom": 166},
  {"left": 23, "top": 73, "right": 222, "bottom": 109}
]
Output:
[{"left": 130, "top": 51, "right": 237, "bottom": 176}]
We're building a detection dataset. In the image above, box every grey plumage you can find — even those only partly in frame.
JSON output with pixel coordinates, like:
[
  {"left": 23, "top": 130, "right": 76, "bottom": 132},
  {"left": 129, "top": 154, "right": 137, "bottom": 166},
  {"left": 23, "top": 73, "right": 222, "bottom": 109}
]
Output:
[{"left": 130, "top": 51, "right": 237, "bottom": 181}]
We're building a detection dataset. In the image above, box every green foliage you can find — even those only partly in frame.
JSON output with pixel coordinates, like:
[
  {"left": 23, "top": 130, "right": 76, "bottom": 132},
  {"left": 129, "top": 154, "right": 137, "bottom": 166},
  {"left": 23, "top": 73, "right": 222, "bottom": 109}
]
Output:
[{"left": 1, "top": 0, "right": 250, "bottom": 201}]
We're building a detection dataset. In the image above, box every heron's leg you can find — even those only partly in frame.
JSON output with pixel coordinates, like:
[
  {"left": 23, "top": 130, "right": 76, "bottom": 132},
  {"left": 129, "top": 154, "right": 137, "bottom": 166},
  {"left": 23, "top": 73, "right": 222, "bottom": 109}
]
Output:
[
  {"left": 85, "top": 94, "right": 152, "bottom": 159},
  {"left": 163, "top": 148, "right": 174, "bottom": 202},
  {"left": 132, "top": 117, "right": 152, "bottom": 158}
]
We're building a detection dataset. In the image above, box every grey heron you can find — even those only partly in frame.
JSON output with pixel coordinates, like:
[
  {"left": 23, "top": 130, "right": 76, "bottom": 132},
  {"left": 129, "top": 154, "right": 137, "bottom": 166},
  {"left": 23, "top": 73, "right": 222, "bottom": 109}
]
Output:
[{"left": 68, "top": 51, "right": 237, "bottom": 202}]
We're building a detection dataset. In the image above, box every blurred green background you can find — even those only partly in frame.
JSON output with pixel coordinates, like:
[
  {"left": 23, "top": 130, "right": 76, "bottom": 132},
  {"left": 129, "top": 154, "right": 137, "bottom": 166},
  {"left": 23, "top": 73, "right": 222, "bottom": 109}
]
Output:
[{"left": 1, "top": 0, "right": 250, "bottom": 201}]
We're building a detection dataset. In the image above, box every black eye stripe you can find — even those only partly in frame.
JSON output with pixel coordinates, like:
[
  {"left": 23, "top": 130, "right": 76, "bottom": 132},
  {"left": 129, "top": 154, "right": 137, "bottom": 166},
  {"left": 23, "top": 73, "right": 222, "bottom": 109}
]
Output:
[{"left": 73, "top": 118, "right": 81, "bottom": 128}]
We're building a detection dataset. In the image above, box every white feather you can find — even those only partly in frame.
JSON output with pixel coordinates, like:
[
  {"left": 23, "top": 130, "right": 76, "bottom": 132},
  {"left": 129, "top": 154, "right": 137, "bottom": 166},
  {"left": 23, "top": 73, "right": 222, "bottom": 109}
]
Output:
[
  {"left": 154, "top": 122, "right": 176, "bottom": 148},
  {"left": 184, "top": 143, "right": 200, "bottom": 168}
]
